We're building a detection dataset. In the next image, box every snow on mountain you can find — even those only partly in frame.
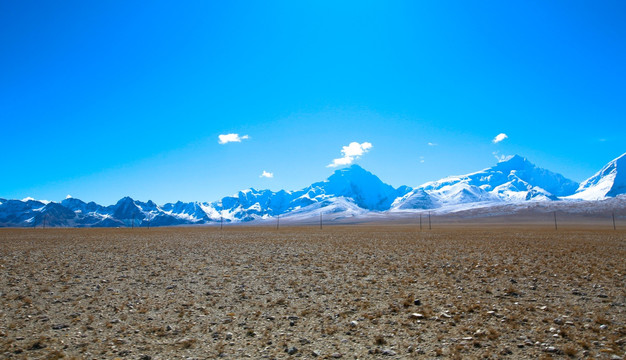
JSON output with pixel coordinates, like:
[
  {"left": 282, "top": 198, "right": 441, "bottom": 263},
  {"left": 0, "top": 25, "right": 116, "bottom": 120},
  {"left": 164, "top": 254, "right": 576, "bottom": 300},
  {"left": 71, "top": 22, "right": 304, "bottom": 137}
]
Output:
[
  {"left": 569, "top": 153, "right": 626, "bottom": 200},
  {"left": 391, "top": 188, "right": 436, "bottom": 210},
  {"left": 2, "top": 154, "right": 623, "bottom": 227},
  {"left": 393, "top": 155, "right": 577, "bottom": 210},
  {"left": 303, "top": 165, "right": 410, "bottom": 211},
  {"left": 190, "top": 165, "right": 411, "bottom": 222},
  {"left": 273, "top": 197, "right": 370, "bottom": 223},
  {"left": 161, "top": 201, "right": 210, "bottom": 223},
  {"left": 0, "top": 198, "right": 47, "bottom": 226}
]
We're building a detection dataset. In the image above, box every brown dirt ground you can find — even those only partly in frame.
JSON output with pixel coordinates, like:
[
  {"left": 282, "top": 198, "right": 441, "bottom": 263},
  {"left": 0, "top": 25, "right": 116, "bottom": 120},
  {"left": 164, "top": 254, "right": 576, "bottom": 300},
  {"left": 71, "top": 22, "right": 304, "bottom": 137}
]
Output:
[{"left": 0, "top": 226, "right": 624, "bottom": 359}]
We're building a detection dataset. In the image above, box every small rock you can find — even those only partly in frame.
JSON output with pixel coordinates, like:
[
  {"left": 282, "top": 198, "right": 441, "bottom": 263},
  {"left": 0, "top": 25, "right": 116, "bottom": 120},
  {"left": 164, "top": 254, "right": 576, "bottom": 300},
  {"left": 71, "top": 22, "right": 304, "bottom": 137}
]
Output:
[
  {"left": 331, "top": 353, "right": 342, "bottom": 358},
  {"left": 299, "top": 338, "right": 310, "bottom": 345},
  {"left": 311, "top": 350, "right": 321, "bottom": 357},
  {"left": 350, "top": 321, "right": 358, "bottom": 327},
  {"left": 286, "top": 346, "right": 298, "bottom": 355},
  {"left": 553, "top": 317, "right": 564, "bottom": 325},
  {"left": 600, "top": 324, "right": 608, "bottom": 330},
  {"left": 410, "top": 313, "right": 424, "bottom": 319},
  {"left": 225, "top": 332, "right": 233, "bottom": 340},
  {"left": 610, "top": 355, "right": 622, "bottom": 360},
  {"left": 382, "top": 349, "right": 396, "bottom": 356},
  {"left": 545, "top": 346, "right": 557, "bottom": 353},
  {"left": 138, "top": 355, "right": 151, "bottom": 360},
  {"left": 27, "top": 341, "right": 46, "bottom": 350},
  {"left": 413, "top": 299, "right": 421, "bottom": 306},
  {"left": 51, "top": 324, "right": 69, "bottom": 330}
]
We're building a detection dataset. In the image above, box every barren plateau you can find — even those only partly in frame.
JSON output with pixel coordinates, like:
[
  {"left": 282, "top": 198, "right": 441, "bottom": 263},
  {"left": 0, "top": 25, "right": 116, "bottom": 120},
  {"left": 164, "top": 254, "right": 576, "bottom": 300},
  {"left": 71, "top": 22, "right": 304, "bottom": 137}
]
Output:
[{"left": 0, "top": 225, "right": 624, "bottom": 359}]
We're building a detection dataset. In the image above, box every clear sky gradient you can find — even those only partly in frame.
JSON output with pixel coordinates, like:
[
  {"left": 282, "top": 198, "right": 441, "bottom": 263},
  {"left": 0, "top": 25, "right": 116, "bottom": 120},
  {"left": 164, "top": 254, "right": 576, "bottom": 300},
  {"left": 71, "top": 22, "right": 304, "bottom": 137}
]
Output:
[{"left": 2, "top": 1, "right": 625, "bottom": 204}]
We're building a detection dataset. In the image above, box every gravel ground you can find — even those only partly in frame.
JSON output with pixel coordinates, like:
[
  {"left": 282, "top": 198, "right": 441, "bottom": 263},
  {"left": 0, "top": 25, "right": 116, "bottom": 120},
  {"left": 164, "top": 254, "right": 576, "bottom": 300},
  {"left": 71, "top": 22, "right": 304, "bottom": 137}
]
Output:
[{"left": 0, "top": 226, "right": 624, "bottom": 359}]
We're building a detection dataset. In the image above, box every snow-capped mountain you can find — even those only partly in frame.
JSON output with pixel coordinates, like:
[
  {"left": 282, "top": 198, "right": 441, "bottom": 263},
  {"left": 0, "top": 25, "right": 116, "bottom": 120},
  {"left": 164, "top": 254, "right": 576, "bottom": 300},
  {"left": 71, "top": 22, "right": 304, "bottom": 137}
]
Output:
[
  {"left": 1, "top": 154, "right": 624, "bottom": 227},
  {"left": 393, "top": 155, "right": 579, "bottom": 210},
  {"left": 196, "top": 165, "right": 411, "bottom": 222},
  {"left": 569, "top": 153, "right": 626, "bottom": 200}
]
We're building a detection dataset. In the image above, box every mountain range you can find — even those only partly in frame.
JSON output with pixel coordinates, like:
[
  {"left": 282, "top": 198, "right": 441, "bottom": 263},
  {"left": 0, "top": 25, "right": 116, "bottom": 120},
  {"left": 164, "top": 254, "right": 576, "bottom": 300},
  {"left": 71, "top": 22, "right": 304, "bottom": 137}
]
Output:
[{"left": 1, "top": 153, "right": 624, "bottom": 227}]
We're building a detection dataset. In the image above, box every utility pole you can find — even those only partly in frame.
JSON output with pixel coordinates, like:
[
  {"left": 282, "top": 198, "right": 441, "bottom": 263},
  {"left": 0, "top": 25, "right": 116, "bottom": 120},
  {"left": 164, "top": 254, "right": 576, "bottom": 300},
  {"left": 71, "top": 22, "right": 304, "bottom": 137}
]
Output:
[
  {"left": 220, "top": 216, "right": 223, "bottom": 230},
  {"left": 553, "top": 211, "right": 558, "bottom": 231},
  {"left": 276, "top": 214, "right": 280, "bottom": 230},
  {"left": 320, "top": 213, "right": 323, "bottom": 230},
  {"left": 612, "top": 212, "right": 616, "bottom": 230},
  {"left": 428, "top": 211, "right": 431, "bottom": 230},
  {"left": 419, "top": 213, "right": 422, "bottom": 231}
]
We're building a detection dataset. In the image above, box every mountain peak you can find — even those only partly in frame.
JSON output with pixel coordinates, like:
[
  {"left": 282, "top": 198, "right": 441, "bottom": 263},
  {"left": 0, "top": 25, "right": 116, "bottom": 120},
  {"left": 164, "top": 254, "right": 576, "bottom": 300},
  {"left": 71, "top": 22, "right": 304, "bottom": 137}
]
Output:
[
  {"left": 574, "top": 152, "right": 626, "bottom": 199},
  {"left": 496, "top": 154, "right": 531, "bottom": 168},
  {"left": 316, "top": 164, "right": 410, "bottom": 211},
  {"left": 117, "top": 196, "right": 135, "bottom": 203},
  {"left": 333, "top": 163, "right": 367, "bottom": 174}
]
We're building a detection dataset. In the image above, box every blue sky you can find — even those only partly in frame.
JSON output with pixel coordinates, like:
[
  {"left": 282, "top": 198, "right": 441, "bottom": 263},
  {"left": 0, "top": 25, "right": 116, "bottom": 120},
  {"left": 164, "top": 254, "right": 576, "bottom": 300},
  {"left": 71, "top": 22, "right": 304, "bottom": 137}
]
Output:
[{"left": 2, "top": 1, "right": 625, "bottom": 204}]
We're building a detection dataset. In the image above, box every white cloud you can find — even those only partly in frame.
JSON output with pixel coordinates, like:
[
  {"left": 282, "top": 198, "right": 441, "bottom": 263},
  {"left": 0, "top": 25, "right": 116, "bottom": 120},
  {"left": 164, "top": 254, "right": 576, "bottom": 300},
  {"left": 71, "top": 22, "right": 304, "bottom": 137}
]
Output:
[
  {"left": 218, "top": 133, "right": 250, "bottom": 144},
  {"left": 420, "top": 156, "right": 425, "bottom": 163},
  {"left": 428, "top": 142, "right": 437, "bottom": 146},
  {"left": 327, "top": 142, "right": 372, "bottom": 168},
  {"left": 492, "top": 133, "right": 508, "bottom": 144},
  {"left": 260, "top": 170, "right": 274, "bottom": 178},
  {"left": 66, "top": 194, "right": 73, "bottom": 199},
  {"left": 492, "top": 151, "right": 511, "bottom": 162}
]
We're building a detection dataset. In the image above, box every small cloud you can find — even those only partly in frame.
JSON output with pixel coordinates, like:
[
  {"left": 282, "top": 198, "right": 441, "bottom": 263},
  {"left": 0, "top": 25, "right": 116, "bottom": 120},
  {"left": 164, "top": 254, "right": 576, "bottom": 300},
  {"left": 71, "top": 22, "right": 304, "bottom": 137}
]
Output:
[
  {"left": 492, "top": 133, "right": 508, "bottom": 144},
  {"left": 260, "top": 170, "right": 274, "bottom": 178},
  {"left": 327, "top": 142, "right": 372, "bottom": 168},
  {"left": 218, "top": 133, "right": 250, "bottom": 144},
  {"left": 427, "top": 142, "right": 437, "bottom": 146},
  {"left": 419, "top": 156, "right": 425, "bottom": 163}
]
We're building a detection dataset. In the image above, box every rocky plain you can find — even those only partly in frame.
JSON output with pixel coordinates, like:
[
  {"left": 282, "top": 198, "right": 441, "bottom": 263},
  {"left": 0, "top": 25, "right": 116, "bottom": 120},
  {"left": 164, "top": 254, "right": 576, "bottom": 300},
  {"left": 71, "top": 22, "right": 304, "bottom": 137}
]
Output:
[{"left": 0, "top": 225, "right": 624, "bottom": 359}]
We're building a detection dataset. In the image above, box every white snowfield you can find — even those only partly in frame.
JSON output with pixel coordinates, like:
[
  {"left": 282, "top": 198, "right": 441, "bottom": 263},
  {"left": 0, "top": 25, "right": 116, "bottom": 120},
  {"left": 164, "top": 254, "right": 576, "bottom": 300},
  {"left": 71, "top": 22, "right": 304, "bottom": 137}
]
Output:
[
  {"left": 567, "top": 153, "right": 626, "bottom": 200},
  {"left": 1, "top": 153, "right": 624, "bottom": 227}
]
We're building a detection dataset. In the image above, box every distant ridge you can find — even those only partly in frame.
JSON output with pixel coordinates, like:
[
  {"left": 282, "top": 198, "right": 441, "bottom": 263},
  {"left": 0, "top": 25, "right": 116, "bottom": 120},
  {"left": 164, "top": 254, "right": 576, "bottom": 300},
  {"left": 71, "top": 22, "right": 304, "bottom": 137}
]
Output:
[{"left": 1, "top": 154, "right": 624, "bottom": 227}]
